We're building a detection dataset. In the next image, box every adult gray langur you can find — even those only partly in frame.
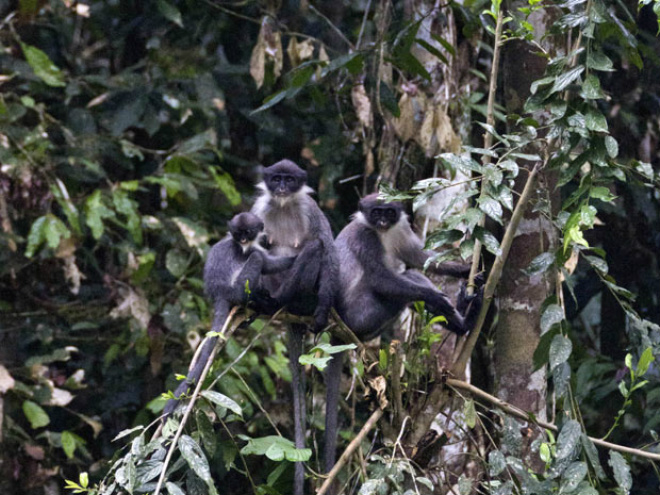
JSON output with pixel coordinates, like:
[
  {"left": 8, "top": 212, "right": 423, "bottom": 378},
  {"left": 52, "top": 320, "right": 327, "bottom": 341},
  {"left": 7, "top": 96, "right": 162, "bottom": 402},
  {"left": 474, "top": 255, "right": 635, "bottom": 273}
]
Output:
[
  {"left": 323, "top": 193, "right": 482, "bottom": 484},
  {"left": 251, "top": 159, "right": 339, "bottom": 495}
]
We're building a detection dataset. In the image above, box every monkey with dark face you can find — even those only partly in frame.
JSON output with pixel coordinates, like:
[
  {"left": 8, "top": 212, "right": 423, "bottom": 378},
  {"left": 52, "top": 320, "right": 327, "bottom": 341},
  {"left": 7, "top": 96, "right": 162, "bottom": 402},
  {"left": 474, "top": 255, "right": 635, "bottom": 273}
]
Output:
[
  {"left": 251, "top": 159, "right": 339, "bottom": 495},
  {"left": 323, "top": 193, "right": 481, "bottom": 478},
  {"left": 164, "top": 212, "right": 295, "bottom": 417}
]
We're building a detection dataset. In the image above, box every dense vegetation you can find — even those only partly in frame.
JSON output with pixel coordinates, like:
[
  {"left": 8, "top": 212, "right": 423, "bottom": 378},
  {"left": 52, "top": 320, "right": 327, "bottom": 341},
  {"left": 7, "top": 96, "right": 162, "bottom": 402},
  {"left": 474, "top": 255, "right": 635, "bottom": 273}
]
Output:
[{"left": 1, "top": 0, "right": 660, "bottom": 494}]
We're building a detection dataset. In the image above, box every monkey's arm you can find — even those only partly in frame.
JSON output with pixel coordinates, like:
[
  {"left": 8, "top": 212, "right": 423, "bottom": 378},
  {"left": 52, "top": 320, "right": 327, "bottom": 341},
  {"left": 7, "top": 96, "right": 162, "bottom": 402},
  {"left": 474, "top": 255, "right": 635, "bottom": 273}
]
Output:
[
  {"left": 398, "top": 237, "right": 471, "bottom": 278},
  {"left": 260, "top": 253, "right": 297, "bottom": 274},
  {"left": 310, "top": 209, "right": 339, "bottom": 332},
  {"left": 354, "top": 229, "right": 467, "bottom": 334}
]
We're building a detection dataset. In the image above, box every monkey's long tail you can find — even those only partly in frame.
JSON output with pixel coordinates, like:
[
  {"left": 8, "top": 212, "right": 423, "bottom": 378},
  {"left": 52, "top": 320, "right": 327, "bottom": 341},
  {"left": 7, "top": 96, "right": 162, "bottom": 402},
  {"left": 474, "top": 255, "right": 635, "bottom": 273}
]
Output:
[
  {"left": 323, "top": 345, "right": 344, "bottom": 492},
  {"left": 163, "top": 299, "right": 230, "bottom": 418}
]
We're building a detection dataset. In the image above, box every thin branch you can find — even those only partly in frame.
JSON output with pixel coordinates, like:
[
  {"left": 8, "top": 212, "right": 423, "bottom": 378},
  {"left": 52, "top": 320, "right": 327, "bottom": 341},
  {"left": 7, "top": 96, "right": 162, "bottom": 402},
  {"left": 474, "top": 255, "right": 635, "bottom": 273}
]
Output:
[
  {"left": 153, "top": 307, "right": 243, "bottom": 495},
  {"left": 446, "top": 378, "right": 660, "bottom": 462},
  {"left": 316, "top": 407, "right": 385, "bottom": 495},
  {"left": 468, "top": 8, "right": 505, "bottom": 294},
  {"left": 309, "top": 4, "right": 354, "bottom": 49},
  {"left": 452, "top": 163, "right": 540, "bottom": 377}
]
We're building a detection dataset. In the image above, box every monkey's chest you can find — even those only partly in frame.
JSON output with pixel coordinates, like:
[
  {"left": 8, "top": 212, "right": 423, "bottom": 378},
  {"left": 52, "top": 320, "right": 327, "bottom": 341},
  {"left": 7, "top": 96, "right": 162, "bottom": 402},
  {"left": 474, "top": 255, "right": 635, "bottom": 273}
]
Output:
[{"left": 263, "top": 210, "right": 311, "bottom": 255}]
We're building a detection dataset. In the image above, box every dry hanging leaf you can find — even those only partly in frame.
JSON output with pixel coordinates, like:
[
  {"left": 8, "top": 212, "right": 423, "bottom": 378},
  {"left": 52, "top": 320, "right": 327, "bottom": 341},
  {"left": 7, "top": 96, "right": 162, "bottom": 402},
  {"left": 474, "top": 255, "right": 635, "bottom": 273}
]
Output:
[
  {"left": 393, "top": 93, "right": 427, "bottom": 143},
  {"left": 435, "top": 106, "right": 461, "bottom": 154},
  {"left": 316, "top": 45, "right": 329, "bottom": 79},
  {"left": 419, "top": 105, "right": 437, "bottom": 156},
  {"left": 249, "top": 27, "right": 266, "bottom": 88},
  {"left": 351, "top": 84, "right": 373, "bottom": 129},
  {"left": 288, "top": 37, "right": 314, "bottom": 68},
  {"left": 287, "top": 37, "right": 300, "bottom": 67},
  {"left": 110, "top": 286, "right": 151, "bottom": 330},
  {"left": 0, "top": 365, "right": 15, "bottom": 393}
]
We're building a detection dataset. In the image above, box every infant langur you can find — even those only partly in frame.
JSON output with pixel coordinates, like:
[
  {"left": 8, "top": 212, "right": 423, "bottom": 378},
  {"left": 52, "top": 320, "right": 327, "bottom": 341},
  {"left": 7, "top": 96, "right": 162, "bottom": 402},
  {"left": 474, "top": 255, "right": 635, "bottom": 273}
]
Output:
[{"left": 164, "top": 212, "right": 295, "bottom": 417}]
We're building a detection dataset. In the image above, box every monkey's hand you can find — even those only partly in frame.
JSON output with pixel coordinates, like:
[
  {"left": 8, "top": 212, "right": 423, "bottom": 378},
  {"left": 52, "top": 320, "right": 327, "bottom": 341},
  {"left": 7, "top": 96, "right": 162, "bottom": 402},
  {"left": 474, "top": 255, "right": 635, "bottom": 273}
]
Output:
[
  {"left": 249, "top": 288, "right": 281, "bottom": 315},
  {"left": 312, "top": 307, "right": 329, "bottom": 334},
  {"left": 457, "top": 281, "right": 483, "bottom": 332}
]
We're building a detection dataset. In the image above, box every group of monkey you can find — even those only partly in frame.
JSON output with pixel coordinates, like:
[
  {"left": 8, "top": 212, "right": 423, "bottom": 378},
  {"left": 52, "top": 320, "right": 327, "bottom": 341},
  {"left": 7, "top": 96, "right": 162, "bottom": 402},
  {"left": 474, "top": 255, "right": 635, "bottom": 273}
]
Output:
[{"left": 164, "top": 159, "right": 482, "bottom": 495}]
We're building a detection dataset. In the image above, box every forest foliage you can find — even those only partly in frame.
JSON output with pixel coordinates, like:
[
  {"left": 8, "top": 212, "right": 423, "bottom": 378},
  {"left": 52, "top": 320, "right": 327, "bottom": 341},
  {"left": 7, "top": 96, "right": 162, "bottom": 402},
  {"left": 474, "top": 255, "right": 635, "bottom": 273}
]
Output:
[{"left": 1, "top": 0, "right": 660, "bottom": 494}]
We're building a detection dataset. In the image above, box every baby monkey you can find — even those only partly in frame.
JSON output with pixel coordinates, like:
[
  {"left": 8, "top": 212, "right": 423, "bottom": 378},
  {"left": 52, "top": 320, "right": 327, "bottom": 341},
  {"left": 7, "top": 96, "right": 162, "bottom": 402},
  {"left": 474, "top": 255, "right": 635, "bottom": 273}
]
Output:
[{"left": 164, "top": 212, "right": 295, "bottom": 417}]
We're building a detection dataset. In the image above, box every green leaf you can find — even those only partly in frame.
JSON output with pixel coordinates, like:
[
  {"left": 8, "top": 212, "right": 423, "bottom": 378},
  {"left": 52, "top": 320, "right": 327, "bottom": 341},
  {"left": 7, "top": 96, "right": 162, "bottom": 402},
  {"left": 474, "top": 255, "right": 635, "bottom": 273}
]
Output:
[
  {"left": 540, "top": 442, "right": 551, "bottom": 463},
  {"left": 61, "top": 430, "right": 76, "bottom": 458},
  {"left": 636, "top": 347, "right": 655, "bottom": 377},
  {"left": 240, "top": 435, "right": 312, "bottom": 462},
  {"left": 85, "top": 190, "right": 115, "bottom": 240},
  {"left": 309, "top": 343, "right": 357, "bottom": 355},
  {"left": 25, "top": 216, "right": 47, "bottom": 258},
  {"left": 477, "top": 195, "right": 503, "bottom": 224},
  {"left": 550, "top": 65, "right": 584, "bottom": 93},
  {"left": 541, "top": 304, "right": 564, "bottom": 333},
  {"left": 44, "top": 215, "right": 71, "bottom": 249},
  {"left": 587, "top": 51, "right": 614, "bottom": 71},
  {"left": 560, "top": 462, "right": 587, "bottom": 493},
  {"left": 549, "top": 334, "right": 572, "bottom": 370},
  {"left": 200, "top": 390, "right": 243, "bottom": 417},
  {"left": 474, "top": 226, "right": 501, "bottom": 256},
  {"left": 22, "top": 400, "right": 50, "bottom": 429},
  {"left": 585, "top": 108, "right": 608, "bottom": 132},
  {"left": 488, "top": 450, "right": 506, "bottom": 476},
  {"left": 525, "top": 252, "right": 555, "bottom": 275},
  {"left": 20, "top": 42, "right": 66, "bottom": 87},
  {"left": 179, "top": 435, "right": 217, "bottom": 495},
  {"left": 463, "top": 399, "right": 476, "bottom": 429},
  {"left": 166, "top": 249, "right": 189, "bottom": 278},
  {"left": 166, "top": 482, "right": 186, "bottom": 495},
  {"left": 581, "top": 434, "right": 606, "bottom": 479},
  {"left": 157, "top": 0, "right": 183, "bottom": 27},
  {"left": 299, "top": 353, "right": 332, "bottom": 371},
  {"left": 556, "top": 420, "right": 581, "bottom": 460},
  {"left": 604, "top": 136, "right": 619, "bottom": 158},
  {"left": 581, "top": 74, "right": 604, "bottom": 99},
  {"left": 608, "top": 451, "right": 632, "bottom": 494},
  {"left": 209, "top": 167, "right": 241, "bottom": 206},
  {"left": 589, "top": 186, "right": 616, "bottom": 202}
]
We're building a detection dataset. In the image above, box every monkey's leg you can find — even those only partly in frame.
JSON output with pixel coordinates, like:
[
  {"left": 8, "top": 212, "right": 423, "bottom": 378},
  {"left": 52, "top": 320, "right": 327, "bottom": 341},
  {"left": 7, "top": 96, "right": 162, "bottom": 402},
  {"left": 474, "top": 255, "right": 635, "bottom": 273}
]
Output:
[
  {"left": 273, "top": 239, "right": 322, "bottom": 303},
  {"left": 287, "top": 324, "right": 307, "bottom": 495},
  {"left": 164, "top": 299, "right": 231, "bottom": 418}
]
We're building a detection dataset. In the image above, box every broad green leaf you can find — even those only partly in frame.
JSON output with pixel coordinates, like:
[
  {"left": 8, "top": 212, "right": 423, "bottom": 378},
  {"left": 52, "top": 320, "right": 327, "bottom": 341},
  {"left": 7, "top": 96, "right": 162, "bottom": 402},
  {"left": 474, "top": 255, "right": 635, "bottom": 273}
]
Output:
[
  {"left": 525, "top": 252, "right": 555, "bottom": 275},
  {"left": 608, "top": 451, "right": 632, "bottom": 494},
  {"left": 44, "top": 215, "right": 71, "bottom": 249},
  {"left": 61, "top": 430, "right": 76, "bottom": 458},
  {"left": 585, "top": 108, "right": 608, "bottom": 132},
  {"left": 581, "top": 434, "right": 606, "bottom": 479},
  {"left": 299, "top": 353, "right": 332, "bottom": 371},
  {"left": 23, "top": 400, "right": 50, "bottom": 429},
  {"left": 196, "top": 409, "right": 217, "bottom": 457},
  {"left": 85, "top": 190, "right": 115, "bottom": 240},
  {"left": 589, "top": 186, "right": 616, "bottom": 202},
  {"left": 308, "top": 343, "right": 357, "bottom": 355},
  {"left": 549, "top": 334, "right": 572, "bottom": 370},
  {"left": 541, "top": 304, "right": 564, "bottom": 333},
  {"left": 550, "top": 65, "right": 584, "bottom": 93},
  {"left": 474, "top": 226, "right": 501, "bottom": 256},
  {"left": 604, "top": 136, "right": 619, "bottom": 158},
  {"left": 166, "top": 482, "right": 186, "bottom": 495},
  {"left": 560, "top": 462, "right": 587, "bottom": 493},
  {"left": 556, "top": 420, "right": 581, "bottom": 460},
  {"left": 636, "top": 347, "right": 655, "bottom": 376},
  {"left": 240, "top": 435, "right": 312, "bottom": 462},
  {"left": 581, "top": 74, "right": 604, "bottom": 99},
  {"left": 200, "top": 390, "right": 243, "bottom": 417},
  {"left": 477, "top": 195, "right": 503, "bottom": 224},
  {"left": 587, "top": 51, "right": 614, "bottom": 71},
  {"left": 157, "top": 0, "right": 183, "bottom": 27},
  {"left": 179, "top": 435, "right": 217, "bottom": 495},
  {"left": 20, "top": 42, "right": 66, "bottom": 87},
  {"left": 25, "top": 216, "right": 47, "bottom": 258},
  {"left": 539, "top": 443, "right": 551, "bottom": 463},
  {"left": 488, "top": 450, "right": 506, "bottom": 476},
  {"left": 166, "top": 249, "right": 189, "bottom": 278},
  {"left": 553, "top": 362, "right": 571, "bottom": 397},
  {"left": 209, "top": 167, "right": 241, "bottom": 206}
]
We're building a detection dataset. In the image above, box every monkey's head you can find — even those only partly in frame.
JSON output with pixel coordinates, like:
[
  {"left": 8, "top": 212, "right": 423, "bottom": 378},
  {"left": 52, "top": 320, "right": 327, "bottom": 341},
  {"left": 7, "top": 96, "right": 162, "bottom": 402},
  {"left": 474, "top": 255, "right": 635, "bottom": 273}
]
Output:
[
  {"left": 228, "top": 212, "right": 264, "bottom": 246},
  {"left": 262, "top": 160, "right": 308, "bottom": 198},
  {"left": 358, "top": 193, "right": 404, "bottom": 231}
]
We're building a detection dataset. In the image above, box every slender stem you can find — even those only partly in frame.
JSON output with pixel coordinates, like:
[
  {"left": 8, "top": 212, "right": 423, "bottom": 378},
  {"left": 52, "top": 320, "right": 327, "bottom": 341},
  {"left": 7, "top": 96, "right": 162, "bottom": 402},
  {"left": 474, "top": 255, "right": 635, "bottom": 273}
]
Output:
[
  {"left": 452, "top": 164, "right": 540, "bottom": 378},
  {"left": 153, "top": 307, "right": 242, "bottom": 495},
  {"left": 446, "top": 378, "right": 660, "bottom": 461},
  {"left": 468, "top": 8, "right": 504, "bottom": 294},
  {"left": 316, "top": 408, "right": 385, "bottom": 495}
]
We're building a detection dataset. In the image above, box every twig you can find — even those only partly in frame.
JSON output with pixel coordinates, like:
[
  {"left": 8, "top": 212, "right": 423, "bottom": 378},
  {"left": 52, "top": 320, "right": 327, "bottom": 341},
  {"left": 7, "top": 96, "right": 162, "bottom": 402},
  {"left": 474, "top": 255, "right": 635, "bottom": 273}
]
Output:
[
  {"left": 316, "top": 407, "right": 385, "bottom": 495},
  {"left": 452, "top": 163, "right": 540, "bottom": 378},
  {"left": 309, "top": 4, "right": 354, "bottom": 49},
  {"left": 468, "top": 8, "right": 504, "bottom": 294},
  {"left": 446, "top": 378, "right": 660, "bottom": 462},
  {"left": 153, "top": 307, "right": 243, "bottom": 495},
  {"left": 390, "top": 341, "right": 404, "bottom": 429}
]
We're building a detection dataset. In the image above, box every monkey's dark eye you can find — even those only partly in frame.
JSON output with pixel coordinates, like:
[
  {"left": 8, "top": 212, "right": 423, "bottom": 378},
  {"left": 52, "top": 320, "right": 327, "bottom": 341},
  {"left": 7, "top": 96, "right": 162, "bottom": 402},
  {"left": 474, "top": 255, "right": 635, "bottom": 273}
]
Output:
[
  {"left": 285, "top": 176, "right": 294, "bottom": 184},
  {"left": 385, "top": 209, "right": 397, "bottom": 220},
  {"left": 272, "top": 175, "right": 282, "bottom": 183}
]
